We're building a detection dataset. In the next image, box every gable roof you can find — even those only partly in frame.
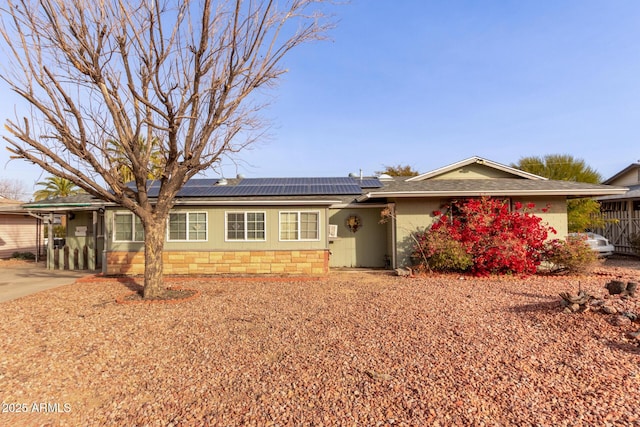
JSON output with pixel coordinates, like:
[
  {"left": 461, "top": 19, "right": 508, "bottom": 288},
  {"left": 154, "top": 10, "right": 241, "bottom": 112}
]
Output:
[
  {"left": 602, "top": 163, "right": 640, "bottom": 185},
  {"left": 406, "top": 156, "right": 547, "bottom": 182}
]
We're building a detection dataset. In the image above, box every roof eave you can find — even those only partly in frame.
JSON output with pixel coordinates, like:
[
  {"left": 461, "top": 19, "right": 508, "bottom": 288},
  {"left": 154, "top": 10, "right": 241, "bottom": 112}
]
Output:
[
  {"left": 171, "top": 199, "right": 342, "bottom": 206},
  {"left": 357, "top": 188, "right": 629, "bottom": 201}
]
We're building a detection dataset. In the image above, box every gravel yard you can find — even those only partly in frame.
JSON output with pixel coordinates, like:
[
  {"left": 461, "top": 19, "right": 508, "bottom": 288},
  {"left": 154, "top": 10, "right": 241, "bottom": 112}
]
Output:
[{"left": 1, "top": 258, "right": 640, "bottom": 426}]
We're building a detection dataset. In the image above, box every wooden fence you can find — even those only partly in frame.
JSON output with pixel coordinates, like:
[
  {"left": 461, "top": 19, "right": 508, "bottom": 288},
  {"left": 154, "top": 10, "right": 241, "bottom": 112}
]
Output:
[
  {"left": 48, "top": 245, "right": 90, "bottom": 270},
  {"left": 597, "top": 210, "right": 640, "bottom": 255}
]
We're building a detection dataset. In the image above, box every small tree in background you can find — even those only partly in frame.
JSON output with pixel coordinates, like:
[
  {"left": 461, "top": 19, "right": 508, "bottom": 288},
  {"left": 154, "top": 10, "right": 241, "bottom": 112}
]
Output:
[
  {"left": 375, "top": 164, "right": 420, "bottom": 177},
  {"left": 0, "top": 178, "right": 28, "bottom": 200},
  {"left": 511, "top": 154, "right": 604, "bottom": 232}
]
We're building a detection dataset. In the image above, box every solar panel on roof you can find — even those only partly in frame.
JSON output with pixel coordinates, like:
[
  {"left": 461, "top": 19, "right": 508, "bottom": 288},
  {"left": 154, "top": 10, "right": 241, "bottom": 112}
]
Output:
[
  {"left": 144, "top": 176, "right": 366, "bottom": 198},
  {"left": 237, "top": 177, "right": 359, "bottom": 186},
  {"left": 358, "top": 178, "right": 383, "bottom": 188}
]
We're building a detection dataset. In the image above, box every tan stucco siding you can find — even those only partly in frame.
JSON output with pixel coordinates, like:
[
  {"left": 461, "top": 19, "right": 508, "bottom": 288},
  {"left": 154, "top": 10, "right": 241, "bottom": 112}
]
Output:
[
  {"left": 105, "top": 206, "right": 329, "bottom": 252},
  {"left": 392, "top": 198, "right": 442, "bottom": 267},
  {"left": 511, "top": 196, "right": 568, "bottom": 239},
  {"left": 433, "top": 163, "right": 521, "bottom": 180},
  {"left": 607, "top": 169, "right": 640, "bottom": 186},
  {"left": 391, "top": 196, "right": 568, "bottom": 268}
]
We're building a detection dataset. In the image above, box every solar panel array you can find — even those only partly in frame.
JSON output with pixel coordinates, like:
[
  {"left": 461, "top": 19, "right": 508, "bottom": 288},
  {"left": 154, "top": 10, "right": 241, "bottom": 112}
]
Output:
[
  {"left": 138, "top": 177, "right": 382, "bottom": 198},
  {"left": 357, "top": 178, "right": 383, "bottom": 189}
]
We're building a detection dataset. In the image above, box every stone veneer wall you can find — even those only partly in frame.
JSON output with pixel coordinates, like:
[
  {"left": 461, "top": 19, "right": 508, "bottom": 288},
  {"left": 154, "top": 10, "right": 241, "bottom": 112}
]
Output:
[{"left": 106, "top": 250, "right": 329, "bottom": 275}]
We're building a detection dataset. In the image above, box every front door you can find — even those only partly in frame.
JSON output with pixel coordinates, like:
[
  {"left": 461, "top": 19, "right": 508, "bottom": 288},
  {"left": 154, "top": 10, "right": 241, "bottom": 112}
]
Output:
[{"left": 328, "top": 208, "right": 388, "bottom": 268}]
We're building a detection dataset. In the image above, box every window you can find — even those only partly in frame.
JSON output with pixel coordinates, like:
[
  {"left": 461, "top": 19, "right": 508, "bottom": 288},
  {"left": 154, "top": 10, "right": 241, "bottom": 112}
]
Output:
[
  {"left": 226, "top": 212, "right": 266, "bottom": 241},
  {"left": 168, "top": 212, "right": 207, "bottom": 241},
  {"left": 279, "top": 211, "right": 320, "bottom": 241},
  {"left": 114, "top": 212, "right": 144, "bottom": 242}
]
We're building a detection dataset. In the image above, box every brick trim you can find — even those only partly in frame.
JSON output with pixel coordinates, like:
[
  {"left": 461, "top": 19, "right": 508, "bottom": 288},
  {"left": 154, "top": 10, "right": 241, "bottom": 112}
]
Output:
[{"left": 106, "top": 250, "right": 329, "bottom": 276}]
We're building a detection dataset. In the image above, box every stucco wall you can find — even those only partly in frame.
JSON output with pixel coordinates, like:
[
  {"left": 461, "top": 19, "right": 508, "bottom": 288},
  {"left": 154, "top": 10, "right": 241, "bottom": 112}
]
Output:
[
  {"left": 607, "top": 168, "right": 640, "bottom": 187},
  {"left": 103, "top": 205, "right": 330, "bottom": 275},
  {"left": 392, "top": 196, "right": 568, "bottom": 267},
  {"left": 328, "top": 207, "right": 388, "bottom": 268},
  {"left": 432, "top": 163, "right": 520, "bottom": 180},
  {"left": 511, "top": 196, "right": 568, "bottom": 238},
  {"left": 392, "top": 198, "right": 442, "bottom": 267},
  {"left": 105, "top": 206, "right": 329, "bottom": 252}
]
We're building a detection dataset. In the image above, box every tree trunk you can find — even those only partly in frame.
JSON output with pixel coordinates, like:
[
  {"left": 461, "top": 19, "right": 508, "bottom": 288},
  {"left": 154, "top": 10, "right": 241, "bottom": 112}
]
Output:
[{"left": 143, "top": 219, "right": 167, "bottom": 299}]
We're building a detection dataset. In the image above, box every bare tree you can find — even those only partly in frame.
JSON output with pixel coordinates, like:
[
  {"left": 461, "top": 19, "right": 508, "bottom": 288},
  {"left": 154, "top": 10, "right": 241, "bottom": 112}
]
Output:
[
  {"left": 0, "top": 178, "right": 29, "bottom": 200},
  {"left": 0, "top": 0, "right": 332, "bottom": 298}
]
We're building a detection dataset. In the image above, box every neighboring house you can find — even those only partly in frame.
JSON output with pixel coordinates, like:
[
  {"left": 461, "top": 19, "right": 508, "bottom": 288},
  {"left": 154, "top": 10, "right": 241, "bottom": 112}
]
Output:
[
  {"left": 597, "top": 162, "right": 640, "bottom": 255},
  {"left": 0, "top": 195, "right": 42, "bottom": 259},
  {"left": 20, "top": 156, "right": 628, "bottom": 273}
]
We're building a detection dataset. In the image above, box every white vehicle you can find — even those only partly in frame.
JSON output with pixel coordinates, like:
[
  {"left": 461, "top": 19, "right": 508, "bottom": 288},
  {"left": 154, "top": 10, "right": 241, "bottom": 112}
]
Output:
[{"left": 568, "top": 232, "right": 615, "bottom": 257}]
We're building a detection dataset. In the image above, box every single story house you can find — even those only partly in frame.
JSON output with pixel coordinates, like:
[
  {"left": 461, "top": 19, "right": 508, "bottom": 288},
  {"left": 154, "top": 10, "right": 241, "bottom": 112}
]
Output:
[
  {"left": 597, "top": 162, "right": 640, "bottom": 255},
  {"left": 0, "top": 195, "right": 43, "bottom": 259},
  {"left": 21, "top": 156, "right": 628, "bottom": 274}
]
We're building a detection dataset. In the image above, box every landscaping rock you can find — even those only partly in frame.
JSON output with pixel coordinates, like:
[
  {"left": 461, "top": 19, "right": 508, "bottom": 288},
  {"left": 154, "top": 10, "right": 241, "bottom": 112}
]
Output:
[
  {"left": 611, "top": 315, "right": 632, "bottom": 326},
  {"left": 605, "top": 280, "right": 626, "bottom": 295},
  {"left": 2, "top": 263, "right": 640, "bottom": 426},
  {"left": 395, "top": 267, "right": 412, "bottom": 277}
]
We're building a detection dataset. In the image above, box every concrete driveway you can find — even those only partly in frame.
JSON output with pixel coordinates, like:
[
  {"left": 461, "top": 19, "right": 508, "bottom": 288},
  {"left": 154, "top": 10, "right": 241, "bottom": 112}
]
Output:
[{"left": 0, "top": 261, "right": 91, "bottom": 303}]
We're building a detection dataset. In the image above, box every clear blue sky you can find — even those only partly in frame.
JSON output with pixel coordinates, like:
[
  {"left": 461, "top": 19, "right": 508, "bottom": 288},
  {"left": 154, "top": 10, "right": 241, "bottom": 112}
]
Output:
[{"left": 1, "top": 0, "right": 639, "bottom": 197}]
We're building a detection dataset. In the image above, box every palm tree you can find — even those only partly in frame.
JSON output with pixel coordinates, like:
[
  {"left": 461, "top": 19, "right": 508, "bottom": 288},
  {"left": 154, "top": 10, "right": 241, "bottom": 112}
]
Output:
[
  {"left": 107, "top": 137, "right": 164, "bottom": 183},
  {"left": 33, "top": 176, "right": 83, "bottom": 201}
]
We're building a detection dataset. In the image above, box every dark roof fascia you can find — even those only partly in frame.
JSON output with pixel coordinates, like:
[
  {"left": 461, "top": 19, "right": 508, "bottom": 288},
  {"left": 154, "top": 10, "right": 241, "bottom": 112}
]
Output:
[
  {"left": 597, "top": 184, "right": 640, "bottom": 201},
  {"left": 22, "top": 193, "right": 109, "bottom": 210}
]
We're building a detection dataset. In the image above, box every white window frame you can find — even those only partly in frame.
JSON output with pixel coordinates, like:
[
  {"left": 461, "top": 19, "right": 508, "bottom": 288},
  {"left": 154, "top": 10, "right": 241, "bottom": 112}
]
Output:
[
  {"left": 279, "top": 210, "right": 321, "bottom": 241},
  {"left": 225, "top": 211, "right": 267, "bottom": 242},
  {"left": 167, "top": 211, "right": 208, "bottom": 242},
  {"left": 113, "top": 211, "right": 144, "bottom": 242}
]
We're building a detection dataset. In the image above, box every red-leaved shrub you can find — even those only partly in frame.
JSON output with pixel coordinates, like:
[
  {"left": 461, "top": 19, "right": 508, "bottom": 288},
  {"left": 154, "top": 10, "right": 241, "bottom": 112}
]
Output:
[{"left": 413, "top": 198, "right": 557, "bottom": 276}]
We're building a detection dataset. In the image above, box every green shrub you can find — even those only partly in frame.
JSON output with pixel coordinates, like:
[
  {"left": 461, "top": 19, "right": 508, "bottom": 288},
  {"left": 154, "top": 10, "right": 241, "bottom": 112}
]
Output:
[
  {"left": 11, "top": 251, "right": 36, "bottom": 260},
  {"left": 543, "top": 237, "right": 599, "bottom": 274},
  {"left": 412, "top": 228, "right": 473, "bottom": 272}
]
